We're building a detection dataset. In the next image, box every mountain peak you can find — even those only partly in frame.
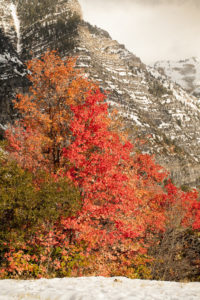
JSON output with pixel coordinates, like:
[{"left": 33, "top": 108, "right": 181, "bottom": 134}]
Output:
[{"left": 154, "top": 57, "right": 200, "bottom": 98}]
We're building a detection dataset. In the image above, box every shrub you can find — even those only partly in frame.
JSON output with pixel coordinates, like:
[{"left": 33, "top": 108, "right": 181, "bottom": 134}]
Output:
[{"left": 0, "top": 150, "right": 81, "bottom": 278}]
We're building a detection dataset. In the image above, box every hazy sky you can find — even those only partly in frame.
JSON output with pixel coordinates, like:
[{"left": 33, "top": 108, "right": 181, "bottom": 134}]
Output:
[{"left": 79, "top": 0, "right": 200, "bottom": 64}]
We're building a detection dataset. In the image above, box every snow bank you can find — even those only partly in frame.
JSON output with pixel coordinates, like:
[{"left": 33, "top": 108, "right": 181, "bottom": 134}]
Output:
[{"left": 0, "top": 277, "right": 200, "bottom": 300}]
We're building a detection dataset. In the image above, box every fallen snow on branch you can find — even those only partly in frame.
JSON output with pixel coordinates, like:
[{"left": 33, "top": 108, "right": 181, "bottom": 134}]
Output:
[{"left": 0, "top": 277, "right": 200, "bottom": 300}]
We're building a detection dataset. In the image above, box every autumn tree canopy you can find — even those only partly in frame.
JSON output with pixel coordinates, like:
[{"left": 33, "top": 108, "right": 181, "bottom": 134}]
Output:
[{"left": 3, "top": 51, "right": 200, "bottom": 279}]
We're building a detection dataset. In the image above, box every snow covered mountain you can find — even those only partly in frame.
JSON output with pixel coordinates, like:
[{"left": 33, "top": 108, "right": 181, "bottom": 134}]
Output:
[
  {"left": 0, "top": 0, "right": 200, "bottom": 187},
  {"left": 153, "top": 57, "right": 200, "bottom": 99}
]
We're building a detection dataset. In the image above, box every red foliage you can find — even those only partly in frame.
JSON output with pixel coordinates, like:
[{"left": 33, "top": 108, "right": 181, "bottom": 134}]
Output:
[
  {"left": 165, "top": 181, "right": 200, "bottom": 230},
  {"left": 61, "top": 87, "right": 199, "bottom": 272},
  {"left": 61, "top": 90, "right": 167, "bottom": 258}
]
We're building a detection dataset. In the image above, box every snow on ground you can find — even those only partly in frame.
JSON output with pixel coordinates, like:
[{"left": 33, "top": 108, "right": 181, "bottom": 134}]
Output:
[{"left": 0, "top": 277, "right": 200, "bottom": 300}]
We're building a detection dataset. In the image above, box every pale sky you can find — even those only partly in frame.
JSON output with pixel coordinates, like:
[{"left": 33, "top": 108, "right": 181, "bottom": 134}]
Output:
[{"left": 79, "top": 0, "right": 200, "bottom": 64}]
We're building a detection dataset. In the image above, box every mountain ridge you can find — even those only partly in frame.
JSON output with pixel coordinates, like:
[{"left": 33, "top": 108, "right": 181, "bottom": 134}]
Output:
[{"left": 153, "top": 57, "right": 200, "bottom": 99}]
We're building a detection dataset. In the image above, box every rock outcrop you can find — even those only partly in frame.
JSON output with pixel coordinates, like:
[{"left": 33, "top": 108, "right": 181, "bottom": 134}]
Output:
[
  {"left": 0, "top": 27, "right": 27, "bottom": 138},
  {"left": 0, "top": 0, "right": 200, "bottom": 187}
]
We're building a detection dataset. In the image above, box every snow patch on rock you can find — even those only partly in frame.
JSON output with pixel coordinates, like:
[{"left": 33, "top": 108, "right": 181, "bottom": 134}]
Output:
[{"left": 10, "top": 3, "right": 21, "bottom": 53}]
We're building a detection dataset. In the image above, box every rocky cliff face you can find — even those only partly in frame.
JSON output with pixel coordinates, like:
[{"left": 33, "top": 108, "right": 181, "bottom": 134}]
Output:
[
  {"left": 0, "top": 0, "right": 200, "bottom": 188},
  {"left": 0, "top": 27, "right": 27, "bottom": 138},
  {"left": 17, "top": 0, "right": 82, "bottom": 59}
]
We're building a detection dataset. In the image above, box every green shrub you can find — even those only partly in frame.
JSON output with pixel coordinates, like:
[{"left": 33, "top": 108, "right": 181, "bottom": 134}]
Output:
[{"left": 0, "top": 150, "right": 81, "bottom": 277}]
